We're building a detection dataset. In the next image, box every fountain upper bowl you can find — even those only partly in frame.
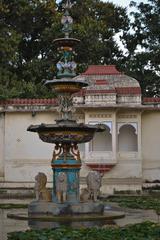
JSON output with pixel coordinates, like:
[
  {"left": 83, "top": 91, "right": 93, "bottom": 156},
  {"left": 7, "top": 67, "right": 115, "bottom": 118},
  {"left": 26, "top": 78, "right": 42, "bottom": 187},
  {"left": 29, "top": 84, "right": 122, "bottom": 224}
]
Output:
[{"left": 27, "top": 121, "right": 105, "bottom": 144}]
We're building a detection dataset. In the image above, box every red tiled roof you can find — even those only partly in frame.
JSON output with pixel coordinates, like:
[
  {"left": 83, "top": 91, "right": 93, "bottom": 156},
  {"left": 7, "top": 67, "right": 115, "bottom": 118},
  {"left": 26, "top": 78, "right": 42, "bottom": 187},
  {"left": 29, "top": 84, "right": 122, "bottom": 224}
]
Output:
[
  {"left": 74, "top": 87, "right": 141, "bottom": 96},
  {"left": 83, "top": 65, "right": 122, "bottom": 75},
  {"left": 0, "top": 98, "right": 57, "bottom": 105},
  {"left": 95, "top": 80, "right": 108, "bottom": 85},
  {"left": 143, "top": 97, "right": 160, "bottom": 103},
  {"left": 116, "top": 87, "right": 141, "bottom": 94}
]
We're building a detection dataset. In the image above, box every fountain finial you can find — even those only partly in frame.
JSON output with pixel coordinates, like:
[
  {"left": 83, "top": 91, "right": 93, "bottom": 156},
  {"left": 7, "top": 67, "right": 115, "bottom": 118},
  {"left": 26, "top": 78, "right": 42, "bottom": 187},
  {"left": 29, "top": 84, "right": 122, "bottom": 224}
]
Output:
[
  {"left": 61, "top": 0, "right": 73, "bottom": 38},
  {"left": 62, "top": 0, "right": 73, "bottom": 10}
]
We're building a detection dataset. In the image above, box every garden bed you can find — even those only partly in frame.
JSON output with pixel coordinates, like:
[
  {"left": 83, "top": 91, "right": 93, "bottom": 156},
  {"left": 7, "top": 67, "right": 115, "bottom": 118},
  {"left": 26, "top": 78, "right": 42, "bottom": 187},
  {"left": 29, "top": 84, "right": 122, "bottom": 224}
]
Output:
[
  {"left": 107, "top": 196, "right": 160, "bottom": 212},
  {"left": 8, "top": 222, "right": 160, "bottom": 240}
]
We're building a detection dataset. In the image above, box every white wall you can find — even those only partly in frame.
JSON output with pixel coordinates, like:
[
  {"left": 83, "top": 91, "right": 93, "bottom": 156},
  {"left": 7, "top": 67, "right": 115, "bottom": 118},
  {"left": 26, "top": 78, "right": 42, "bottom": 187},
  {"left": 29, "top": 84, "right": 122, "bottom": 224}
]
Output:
[
  {"left": 4, "top": 112, "right": 57, "bottom": 182},
  {"left": 1, "top": 108, "right": 159, "bottom": 192},
  {"left": 0, "top": 113, "right": 5, "bottom": 179},
  {"left": 142, "top": 111, "right": 160, "bottom": 181}
]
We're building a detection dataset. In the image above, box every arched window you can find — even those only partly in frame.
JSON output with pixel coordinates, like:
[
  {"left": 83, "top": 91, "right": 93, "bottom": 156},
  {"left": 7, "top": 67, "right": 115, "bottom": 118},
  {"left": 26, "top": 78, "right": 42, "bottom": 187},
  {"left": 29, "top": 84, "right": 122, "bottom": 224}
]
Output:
[
  {"left": 90, "top": 125, "right": 112, "bottom": 151},
  {"left": 118, "top": 124, "right": 138, "bottom": 152}
]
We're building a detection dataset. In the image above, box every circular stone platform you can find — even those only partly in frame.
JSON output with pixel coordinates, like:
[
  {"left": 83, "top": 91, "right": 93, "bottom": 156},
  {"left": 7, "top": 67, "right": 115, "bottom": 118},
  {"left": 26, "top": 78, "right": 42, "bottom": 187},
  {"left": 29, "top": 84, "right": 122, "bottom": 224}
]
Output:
[
  {"left": 7, "top": 210, "right": 125, "bottom": 222},
  {"left": 7, "top": 204, "right": 125, "bottom": 229},
  {"left": 28, "top": 201, "right": 105, "bottom": 216}
]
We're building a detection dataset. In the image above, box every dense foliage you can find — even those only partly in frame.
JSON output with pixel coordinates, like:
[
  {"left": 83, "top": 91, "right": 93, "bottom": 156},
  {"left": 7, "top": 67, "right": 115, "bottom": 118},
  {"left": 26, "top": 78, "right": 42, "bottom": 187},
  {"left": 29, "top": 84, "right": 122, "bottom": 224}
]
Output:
[
  {"left": 123, "top": 0, "right": 160, "bottom": 96},
  {"left": 8, "top": 222, "right": 160, "bottom": 240},
  {"left": 0, "top": 0, "right": 59, "bottom": 99},
  {"left": 0, "top": 0, "right": 159, "bottom": 98}
]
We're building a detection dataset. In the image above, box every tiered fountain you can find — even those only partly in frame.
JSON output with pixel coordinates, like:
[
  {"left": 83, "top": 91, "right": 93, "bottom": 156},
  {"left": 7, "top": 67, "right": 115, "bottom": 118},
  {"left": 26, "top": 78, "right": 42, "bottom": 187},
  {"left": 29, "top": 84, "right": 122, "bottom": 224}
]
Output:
[
  {"left": 27, "top": 0, "right": 105, "bottom": 218},
  {"left": 6, "top": 1, "right": 125, "bottom": 229},
  {"left": 7, "top": 0, "right": 125, "bottom": 228}
]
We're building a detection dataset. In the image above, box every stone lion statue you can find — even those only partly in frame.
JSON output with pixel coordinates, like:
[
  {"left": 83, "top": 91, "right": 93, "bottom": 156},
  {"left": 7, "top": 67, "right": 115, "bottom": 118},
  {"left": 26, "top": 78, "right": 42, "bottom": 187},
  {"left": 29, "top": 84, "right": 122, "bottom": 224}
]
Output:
[
  {"left": 80, "top": 188, "right": 90, "bottom": 202},
  {"left": 86, "top": 171, "right": 102, "bottom": 202},
  {"left": 56, "top": 172, "right": 67, "bottom": 203},
  {"left": 34, "top": 172, "right": 52, "bottom": 202}
]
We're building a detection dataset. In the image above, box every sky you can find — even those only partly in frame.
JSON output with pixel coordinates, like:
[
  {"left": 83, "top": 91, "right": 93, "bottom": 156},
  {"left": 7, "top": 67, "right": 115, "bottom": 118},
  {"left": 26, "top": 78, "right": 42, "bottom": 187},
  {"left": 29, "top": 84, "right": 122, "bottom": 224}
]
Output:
[
  {"left": 102, "top": 0, "right": 149, "bottom": 53},
  {"left": 103, "top": 0, "right": 148, "bottom": 8}
]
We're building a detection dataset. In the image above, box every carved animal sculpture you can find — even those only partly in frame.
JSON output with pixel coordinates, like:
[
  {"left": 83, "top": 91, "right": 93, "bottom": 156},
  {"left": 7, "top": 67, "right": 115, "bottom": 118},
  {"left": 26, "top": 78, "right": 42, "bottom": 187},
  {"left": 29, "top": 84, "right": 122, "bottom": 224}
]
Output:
[
  {"left": 86, "top": 171, "right": 102, "bottom": 202},
  {"left": 56, "top": 172, "right": 67, "bottom": 203},
  {"left": 34, "top": 172, "right": 52, "bottom": 202},
  {"left": 80, "top": 188, "right": 90, "bottom": 202}
]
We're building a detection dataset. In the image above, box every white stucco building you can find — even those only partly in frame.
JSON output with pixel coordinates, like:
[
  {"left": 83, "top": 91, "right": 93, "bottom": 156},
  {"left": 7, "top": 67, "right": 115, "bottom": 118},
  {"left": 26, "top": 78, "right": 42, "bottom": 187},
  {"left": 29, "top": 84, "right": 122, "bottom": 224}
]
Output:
[{"left": 0, "top": 65, "right": 160, "bottom": 194}]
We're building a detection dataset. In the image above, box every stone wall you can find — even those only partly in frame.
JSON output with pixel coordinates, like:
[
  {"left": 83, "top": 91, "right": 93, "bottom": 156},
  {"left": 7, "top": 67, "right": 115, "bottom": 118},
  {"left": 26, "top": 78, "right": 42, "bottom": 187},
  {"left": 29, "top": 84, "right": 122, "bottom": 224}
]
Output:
[
  {"left": 0, "top": 106, "right": 159, "bottom": 194},
  {"left": 142, "top": 111, "right": 160, "bottom": 182}
]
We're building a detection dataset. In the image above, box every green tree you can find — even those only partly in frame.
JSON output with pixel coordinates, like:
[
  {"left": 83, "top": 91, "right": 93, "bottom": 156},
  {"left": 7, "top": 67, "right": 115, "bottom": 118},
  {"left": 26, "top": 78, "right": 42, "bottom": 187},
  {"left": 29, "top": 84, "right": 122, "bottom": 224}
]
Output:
[
  {"left": 62, "top": 0, "right": 129, "bottom": 71},
  {"left": 122, "top": 0, "right": 160, "bottom": 97},
  {"left": 0, "top": 0, "right": 59, "bottom": 99},
  {"left": 0, "top": 0, "right": 130, "bottom": 99},
  {"left": 0, "top": 0, "right": 132, "bottom": 99}
]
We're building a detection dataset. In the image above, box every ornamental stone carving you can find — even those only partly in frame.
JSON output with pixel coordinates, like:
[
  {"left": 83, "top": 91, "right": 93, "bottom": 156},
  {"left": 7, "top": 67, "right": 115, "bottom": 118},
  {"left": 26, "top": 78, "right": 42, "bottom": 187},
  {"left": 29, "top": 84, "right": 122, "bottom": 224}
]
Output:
[
  {"left": 86, "top": 171, "right": 102, "bottom": 202},
  {"left": 56, "top": 172, "right": 67, "bottom": 203},
  {"left": 80, "top": 188, "right": 90, "bottom": 202},
  {"left": 34, "top": 172, "right": 52, "bottom": 202}
]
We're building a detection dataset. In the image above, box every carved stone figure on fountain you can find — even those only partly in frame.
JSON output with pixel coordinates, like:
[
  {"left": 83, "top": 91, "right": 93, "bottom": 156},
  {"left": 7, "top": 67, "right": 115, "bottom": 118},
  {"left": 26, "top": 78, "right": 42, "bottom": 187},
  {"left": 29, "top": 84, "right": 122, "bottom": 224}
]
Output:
[
  {"left": 57, "top": 94, "right": 74, "bottom": 120},
  {"left": 34, "top": 172, "right": 52, "bottom": 202},
  {"left": 80, "top": 188, "right": 90, "bottom": 202},
  {"left": 61, "top": 0, "right": 73, "bottom": 38},
  {"left": 56, "top": 172, "right": 67, "bottom": 203},
  {"left": 86, "top": 171, "right": 102, "bottom": 202},
  {"left": 52, "top": 143, "right": 63, "bottom": 161},
  {"left": 56, "top": 50, "right": 77, "bottom": 79},
  {"left": 71, "top": 143, "right": 81, "bottom": 161}
]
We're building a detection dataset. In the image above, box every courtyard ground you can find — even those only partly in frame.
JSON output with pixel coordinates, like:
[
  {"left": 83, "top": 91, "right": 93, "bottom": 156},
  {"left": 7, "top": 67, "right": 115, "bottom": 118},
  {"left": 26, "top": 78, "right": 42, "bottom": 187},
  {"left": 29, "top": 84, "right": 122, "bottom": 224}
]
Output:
[{"left": 0, "top": 195, "right": 160, "bottom": 240}]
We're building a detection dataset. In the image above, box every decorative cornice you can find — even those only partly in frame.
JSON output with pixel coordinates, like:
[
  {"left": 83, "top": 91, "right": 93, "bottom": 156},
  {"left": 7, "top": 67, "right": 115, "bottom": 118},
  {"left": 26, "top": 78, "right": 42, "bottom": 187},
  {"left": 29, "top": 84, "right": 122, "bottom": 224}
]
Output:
[
  {"left": 116, "top": 87, "right": 141, "bottom": 94},
  {"left": 85, "top": 89, "right": 116, "bottom": 94},
  {"left": 0, "top": 98, "right": 57, "bottom": 106},
  {"left": 86, "top": 163, "right": 115, "bottom": 174},
  {"left": 143, "top": 97, "right": 160, "bottom": 104}
]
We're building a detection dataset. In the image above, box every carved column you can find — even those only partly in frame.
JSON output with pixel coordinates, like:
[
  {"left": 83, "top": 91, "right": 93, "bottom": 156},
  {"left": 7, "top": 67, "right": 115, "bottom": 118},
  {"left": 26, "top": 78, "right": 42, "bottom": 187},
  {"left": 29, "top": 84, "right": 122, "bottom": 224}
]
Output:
[{"left": 112, "top": 112, "right": 117, "bottom": 162}]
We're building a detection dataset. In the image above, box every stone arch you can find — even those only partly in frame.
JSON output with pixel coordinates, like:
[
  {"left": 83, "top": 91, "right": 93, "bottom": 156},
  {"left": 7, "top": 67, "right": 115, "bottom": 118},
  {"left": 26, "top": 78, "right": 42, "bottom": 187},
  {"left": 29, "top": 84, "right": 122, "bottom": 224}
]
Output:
[
  {"left": 118, "top": 123, "right": 138, "bottom": 152},
  {"left": 90, "top": 124, "right": 112, "bottom": 151}
]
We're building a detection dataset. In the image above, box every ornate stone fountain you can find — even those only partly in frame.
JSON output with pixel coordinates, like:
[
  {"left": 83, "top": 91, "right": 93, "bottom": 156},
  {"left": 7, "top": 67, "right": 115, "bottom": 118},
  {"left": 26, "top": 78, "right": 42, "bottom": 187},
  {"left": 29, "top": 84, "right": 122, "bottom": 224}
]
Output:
[
  {"left": 7, "top": 1, "right": 125, "bottom": 227},
  {"left": 27, "top": 0, "right": 105, "bottom": 217}
]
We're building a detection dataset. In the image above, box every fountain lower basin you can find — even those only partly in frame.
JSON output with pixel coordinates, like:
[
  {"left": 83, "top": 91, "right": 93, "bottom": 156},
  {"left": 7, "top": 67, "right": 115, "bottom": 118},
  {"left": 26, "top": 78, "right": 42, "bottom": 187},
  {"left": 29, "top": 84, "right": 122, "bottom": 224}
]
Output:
[
  {"left": 7, "top": 203, "right": 125, "bottom": 229},
  {"left": 28, "top": 201, "right": 104, "bottom": 216},
  {"left": 27, "top": 121, "right": 104, "bottom": 144}
]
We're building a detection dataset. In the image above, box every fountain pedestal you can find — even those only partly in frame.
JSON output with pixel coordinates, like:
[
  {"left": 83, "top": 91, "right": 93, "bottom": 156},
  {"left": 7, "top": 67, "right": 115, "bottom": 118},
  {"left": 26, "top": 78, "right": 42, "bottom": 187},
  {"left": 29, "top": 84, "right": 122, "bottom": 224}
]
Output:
[
  {"left": 52, "top": 159, "right": 81, "bottom": 203},
  {"left": 28, "top": 201, "right": 104, "bottom": 217},
  {"left": 28, "top": 141, "right": 104, "bottom": 217}
]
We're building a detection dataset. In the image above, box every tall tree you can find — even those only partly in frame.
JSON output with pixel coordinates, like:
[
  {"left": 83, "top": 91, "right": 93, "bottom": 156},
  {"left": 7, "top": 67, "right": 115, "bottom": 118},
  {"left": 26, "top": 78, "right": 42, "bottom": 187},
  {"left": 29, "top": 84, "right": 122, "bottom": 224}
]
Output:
[
  {"left": 0, "top": 0, "right": 130, "bottom": 98},
  {"left": 0, "top": 0, "right": 59, "bottom": 99},
  {"left": 122, "top": 0, "right": 160, "bottom": 97},
  {"left": 65, "top": 0, "right": 129, "bottom": 71}
]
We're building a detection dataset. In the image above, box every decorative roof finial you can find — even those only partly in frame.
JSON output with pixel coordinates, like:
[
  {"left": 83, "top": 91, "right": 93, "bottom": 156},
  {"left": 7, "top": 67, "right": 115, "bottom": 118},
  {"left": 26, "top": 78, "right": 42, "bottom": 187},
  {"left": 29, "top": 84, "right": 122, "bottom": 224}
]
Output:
[{"left": 61, "top": 0, "right": 73, "bottom": 38}]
